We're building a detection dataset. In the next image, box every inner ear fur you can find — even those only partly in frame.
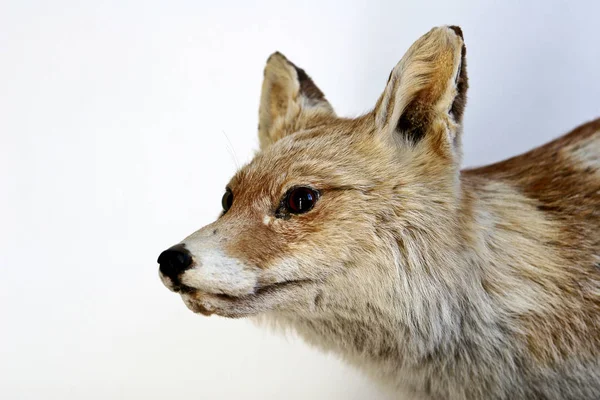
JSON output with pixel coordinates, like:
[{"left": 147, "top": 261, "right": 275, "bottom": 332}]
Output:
[
  {"left": 258, "top": 52, "right": 335, "bottom": 150},
  {"left": 374, "top": 26, "right": 468, "bottom": 156}
]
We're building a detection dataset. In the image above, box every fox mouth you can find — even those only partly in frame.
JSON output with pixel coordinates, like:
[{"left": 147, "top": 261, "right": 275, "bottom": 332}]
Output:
[{"left": 179, "top": 279, "right": 315, "bottom": 318}]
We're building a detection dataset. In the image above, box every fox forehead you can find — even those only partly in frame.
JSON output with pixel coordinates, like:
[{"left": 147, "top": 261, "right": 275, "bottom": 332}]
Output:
[{"left": 228, "top": 118, "right": 384, "bottom": 198}]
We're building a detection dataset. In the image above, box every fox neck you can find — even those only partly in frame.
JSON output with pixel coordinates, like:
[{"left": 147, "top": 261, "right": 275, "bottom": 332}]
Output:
[{"left": 266, "top": 174, "right": 563, "bottom": 395}]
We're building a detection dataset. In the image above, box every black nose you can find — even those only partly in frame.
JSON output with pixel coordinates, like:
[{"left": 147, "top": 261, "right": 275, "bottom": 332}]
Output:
[{"left": 157, "top": 244, "right": 193, "bottom": 281}]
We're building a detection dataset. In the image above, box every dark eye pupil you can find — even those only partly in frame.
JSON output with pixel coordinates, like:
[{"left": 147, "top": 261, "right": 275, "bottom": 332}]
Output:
[
  {"left": 222, "top": 190, "right": 233, "bottom": 212},
  {"left": 288, "top": 187, "right": 317, "bottom": 214}
]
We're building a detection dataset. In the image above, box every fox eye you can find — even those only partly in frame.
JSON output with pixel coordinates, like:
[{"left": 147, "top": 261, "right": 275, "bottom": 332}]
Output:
[
  {"left": 222, "top": 189, "right": 233, "bottom": 213},
  {"left": 286, "top": 187, "right": 318, "bottom": 214}
]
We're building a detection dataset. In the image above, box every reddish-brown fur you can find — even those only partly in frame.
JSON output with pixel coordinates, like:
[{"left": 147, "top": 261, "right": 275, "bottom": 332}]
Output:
[{"left": 465, "top": 120, "right": 600, "bottom": 366}]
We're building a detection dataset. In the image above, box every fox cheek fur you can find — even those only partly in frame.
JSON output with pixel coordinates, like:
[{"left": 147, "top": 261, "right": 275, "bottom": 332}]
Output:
[{"left": 158, "top": 25, "right": 600, "bottom": 399}]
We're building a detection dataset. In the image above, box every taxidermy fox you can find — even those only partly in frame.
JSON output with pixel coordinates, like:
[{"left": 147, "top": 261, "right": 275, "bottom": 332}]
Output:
[{"left": 158, "top": 26, "right": 600, "bottom": 399}]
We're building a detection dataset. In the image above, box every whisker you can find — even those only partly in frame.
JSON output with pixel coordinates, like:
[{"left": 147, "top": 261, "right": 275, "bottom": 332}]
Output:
[{"left": 221, "top": 130, "right": 240, "bottom": 169}]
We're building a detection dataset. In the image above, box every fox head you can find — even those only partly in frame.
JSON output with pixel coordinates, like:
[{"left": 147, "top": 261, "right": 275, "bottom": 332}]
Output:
[{"left": 158, "top": 26, "right": 468, "bottom": 319}]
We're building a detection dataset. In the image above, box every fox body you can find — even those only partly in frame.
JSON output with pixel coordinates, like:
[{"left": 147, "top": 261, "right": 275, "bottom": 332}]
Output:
[{"left": 158, "top": 26, "right": 600, "bottom": 399}]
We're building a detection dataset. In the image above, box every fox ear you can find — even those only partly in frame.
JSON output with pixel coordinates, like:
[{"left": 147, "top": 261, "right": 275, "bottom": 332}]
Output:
[
  {"left": 374, "top": 26, "right": 468, "bottom": 163},
  {"left": 258, "top": 52, "right": 335, "bottom": 150}
]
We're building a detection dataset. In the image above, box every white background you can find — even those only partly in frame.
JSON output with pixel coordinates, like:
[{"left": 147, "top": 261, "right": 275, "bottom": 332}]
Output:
[{"left": 1, "top": 1, "right": 599, "bottom": 399}]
